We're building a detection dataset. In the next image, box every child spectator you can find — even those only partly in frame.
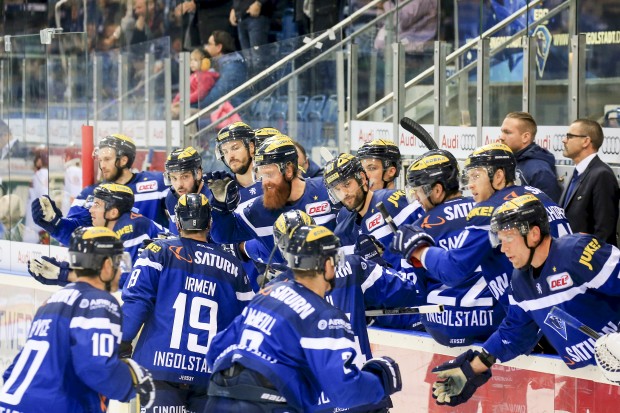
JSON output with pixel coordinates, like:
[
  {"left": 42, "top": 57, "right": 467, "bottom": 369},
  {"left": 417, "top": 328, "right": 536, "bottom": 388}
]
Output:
[{"left": 172, "top": 48, "right": 219, "bottom": 119}]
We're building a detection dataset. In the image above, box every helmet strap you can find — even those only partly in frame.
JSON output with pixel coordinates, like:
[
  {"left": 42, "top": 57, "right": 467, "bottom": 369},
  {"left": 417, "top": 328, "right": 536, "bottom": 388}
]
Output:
[{"left": 519, "top": 233, "right": 542, "bottom": 271}]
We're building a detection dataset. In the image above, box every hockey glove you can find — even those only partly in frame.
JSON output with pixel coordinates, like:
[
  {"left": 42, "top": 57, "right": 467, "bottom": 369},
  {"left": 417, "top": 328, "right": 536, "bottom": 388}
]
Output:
[
  {"left": 205, "top": 171, "right": 240, "bottom": 213},
  {"left": 28, "top": 256, "right": 70, "bottom": 286},
  {"left": 32, "top": 195, "right": 63, "bottom": 232},
  {"left": 362, "top": 356, "right": 402, "bottom": 396},
  {"left": 122, "top": 358, "right": 155, "bottom": 409},
  {"left": 431, "top": 349, "right": 492, "bottom": 406},
  {"left": 354, "top": 234, "right": 390, "bottom": 267},
  {"left": 389, "top": 224, "right": 434, "bottom": 265}
]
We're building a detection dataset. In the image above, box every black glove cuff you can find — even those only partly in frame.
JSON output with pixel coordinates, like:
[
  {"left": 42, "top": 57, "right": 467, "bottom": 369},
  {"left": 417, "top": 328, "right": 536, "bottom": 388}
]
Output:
[{"left": 479, "top": 349, "right": 496, "bottom": 368}]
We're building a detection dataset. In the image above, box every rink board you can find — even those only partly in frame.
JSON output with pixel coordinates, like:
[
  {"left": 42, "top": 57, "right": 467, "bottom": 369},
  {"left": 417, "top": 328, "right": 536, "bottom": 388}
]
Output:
[{"left": 0, "top": 273, "right": 616, "bottom": 413}]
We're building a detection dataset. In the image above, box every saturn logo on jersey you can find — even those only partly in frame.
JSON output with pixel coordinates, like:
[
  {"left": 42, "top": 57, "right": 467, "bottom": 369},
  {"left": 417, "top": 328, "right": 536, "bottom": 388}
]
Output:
[
  {"left": 169, "top": 245, "right": 193, "bottom": 263},
  {"left": 136, "top": 180, "right": 158, "bottom": 192},
  {"left": 547, "top": 272, "right": 573, "bottom": 291},
  {"left": 366, "top": 212, "right": 384, "bottom": 231},
  {"left": 306, "top": 201, "right": 331, "bottom": 215},
  {"left": 420, "top": 215, "right": 446, "bottom": 228}
]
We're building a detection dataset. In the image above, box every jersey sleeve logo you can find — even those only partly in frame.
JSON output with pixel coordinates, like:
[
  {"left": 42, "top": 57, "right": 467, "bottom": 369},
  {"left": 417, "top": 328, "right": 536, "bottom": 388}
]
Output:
[
  {"left": 544, "top": 312, "right": 568, "bottom": 340},
  {"left": 420, "top": 215, "right": 446, "bottom": 228},
  {"left": 579, "top": 238, "right": 601, "bottom": 271}
]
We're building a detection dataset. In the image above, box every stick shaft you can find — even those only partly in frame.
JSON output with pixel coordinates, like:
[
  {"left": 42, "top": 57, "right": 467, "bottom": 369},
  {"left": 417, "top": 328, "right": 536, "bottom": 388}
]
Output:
[
  {"left": 365, "top": 304, "right": 444, "bottom": 317},
  {"left": 376, "top": 202, "right": 398, "bottom": 233}
]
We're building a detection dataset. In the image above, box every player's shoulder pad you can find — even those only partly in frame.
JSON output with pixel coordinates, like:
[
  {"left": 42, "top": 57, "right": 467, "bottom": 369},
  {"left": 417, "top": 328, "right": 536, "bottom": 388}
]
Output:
[
  {"left": 565, "top": 233, "right": 608, "bottom": 273},
  {"left": 375, "top": 189, "right": 408, "bottom": 211},
  {"left": 73, "top": 287, "right": 122, "bottom": 319},
  {"left": 77, "top": 183, "right": 99, "bottom": 200}
]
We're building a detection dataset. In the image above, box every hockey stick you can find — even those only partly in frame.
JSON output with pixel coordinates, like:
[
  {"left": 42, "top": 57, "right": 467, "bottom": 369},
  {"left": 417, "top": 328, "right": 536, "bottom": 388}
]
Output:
[
  {"left": 320, "top": 147, "right": 335, "bottom": 163},
  {"left": 400, "top": 117, "right": 438, "bottom": 150},
  {"left": 549, "top": 306, "right": 601, "bottom": 340},
  {"left": 365, "top": 304, "right": 444, "bottom": 317},
  {"left": 376, "top": 201, "right": 398, "bottom": 234}
]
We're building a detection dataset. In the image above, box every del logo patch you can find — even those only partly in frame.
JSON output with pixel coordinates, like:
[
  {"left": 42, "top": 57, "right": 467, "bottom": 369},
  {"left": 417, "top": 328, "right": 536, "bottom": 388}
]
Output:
[
  {"left": 136, "top": 180, "right": 158, "bottom": 192},
  {"left": 547, "top": 272, "right": 573, "bottom": 291},
  {"left": 366, "top": 212, "right": 384, "bottom": 231},
  {"left": 306, "top": 201, "right": 331, "bottom": 215}
]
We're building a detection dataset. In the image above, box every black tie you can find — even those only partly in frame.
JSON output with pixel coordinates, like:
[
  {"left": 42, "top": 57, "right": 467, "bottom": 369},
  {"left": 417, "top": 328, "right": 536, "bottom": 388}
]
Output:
[{"left": 563, "top": 169, "right": 579, "bottom": 208}]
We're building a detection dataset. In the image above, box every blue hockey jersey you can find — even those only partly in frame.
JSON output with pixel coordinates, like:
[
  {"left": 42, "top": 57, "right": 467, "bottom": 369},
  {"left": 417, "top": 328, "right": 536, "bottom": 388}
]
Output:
[
  {"left": 422, "top": 185, "right": 572, "bottom": 308},
  {"left": 121, "top": 237, "right": 255, "bottom": 386},
  {"left": 0, "top": 282, "right": 135, "bottom": 413},
  {"left": 413, "top": 196, "right": 507, "bottom": 346},
  {"left": 209, "top": 177, "right": 339, "bottom": 253},
  {"left": 483, "top": 234, "right": 620, "bottom": 369},
  {"left": 334, "top": 189, "right": 424, "bottom": 270},
  {"left": 207, "top": 279, "right": 389, "bottom": 412},
  {"left": 50, "top": 171, "right": 169, "bottom": 245}
]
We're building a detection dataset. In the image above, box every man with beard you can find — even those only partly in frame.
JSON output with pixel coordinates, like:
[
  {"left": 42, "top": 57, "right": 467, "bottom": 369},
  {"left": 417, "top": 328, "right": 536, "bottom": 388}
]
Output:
[
  {"left": 214, "top": 121, "right": 263, "bottom": 203},
  {"left": 164, "top": 146, "right": 210, "bottom": 234},
  {"left": 32, "top": 134, "right": 168, "bottom": 246},
  {"left": 325, "top": 153, "right": 423, "bottom": 270},
  {"left": 204, "top": 135, "right": 338, "bottom": 256},
  {"left": 357, "top": 139, "right": 402, "bottom": 191}
]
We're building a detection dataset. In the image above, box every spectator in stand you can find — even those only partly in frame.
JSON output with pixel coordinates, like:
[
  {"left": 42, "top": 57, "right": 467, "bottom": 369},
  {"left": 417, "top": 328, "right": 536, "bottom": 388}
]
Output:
[
  {"left": 174, "top": 0, "right": 234, "bottom": 47},
  {"left": 230, "top": 0, "right": 273, "bottom": 51},
  {"left": 293, "top": 140, "right": 323, "bottom": 178},
  {"left": 500, "top": 111, "right": 562, "bottom": 202},
  {"left": 171, "top": 48, "right": 219, "bottom": 119},
  {"left": 197, "top": 30, "right": 249, "bottom": 129},
  {"left": 0, "top": 120, "right": 28, "bottom": 160},
  {"left": 374, "top": 0, "right": 438, "bottom": 80},
  {"left": 559, "top": 118, "right": 620, "bottom": 246},
  {"left": 129, "top": 0, "right": 165, "bottom": 44}
]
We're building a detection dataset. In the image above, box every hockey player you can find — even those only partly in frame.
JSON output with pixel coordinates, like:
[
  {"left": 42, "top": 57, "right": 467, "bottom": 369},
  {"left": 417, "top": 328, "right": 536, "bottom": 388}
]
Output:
[
  {"left": 0, "top": 227, "right": 155, "bottom": 412},
  {"left": 89, "top": 183, "right": 166, "bottom": 264},
  {"left": 121, "top": 193, "right": 254, "bottom": 412},
  {"left": 324, "top": 153, "right": 423, "bottom": 269},
  {"left": 214, "top": 121, "right": 263, "bottom": 201},
  {"left": 27, "top": 183, "right": 167, "bottom": 288},
  {"left": 32, "top": 133, "right": 169, "bottom": 245},
  {"left": 265, "top": 210, "right": 423, "bottom": 413},
  {"left": 205, "top": 225, "right": 403, "bottom": 412},
  {"left": 429, "top": 195, "right": 620, "bottom": 407},
  {"left": 357, "top": 139, "right": 402, "bottom": 191},
  {"left": 390, "top": 143, "right": 572, "bottom": 309},
  {"left": 404, "top": 149, "right": 505, "bottom": 346},
  {"left": 164, "top": 146, "right": 210, "bottom": 233},
  {"left": 205, "top": 135, "right": 339, "bottom": 253}
]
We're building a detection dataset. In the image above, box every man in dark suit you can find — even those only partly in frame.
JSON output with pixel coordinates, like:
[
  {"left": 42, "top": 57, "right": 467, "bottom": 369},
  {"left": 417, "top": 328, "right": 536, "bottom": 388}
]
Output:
[
  {"left": 559, "top": 119, "right": 620, "bottom": 246},
  {"left": 0, "top": 120, "right": 28, "bottom": 160}
]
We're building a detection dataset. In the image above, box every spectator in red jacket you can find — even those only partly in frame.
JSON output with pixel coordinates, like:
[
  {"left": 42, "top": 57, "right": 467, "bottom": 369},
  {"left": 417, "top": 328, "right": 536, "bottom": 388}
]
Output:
[{"left": 172, "top": 48, "right": 219, "bottom": 119}]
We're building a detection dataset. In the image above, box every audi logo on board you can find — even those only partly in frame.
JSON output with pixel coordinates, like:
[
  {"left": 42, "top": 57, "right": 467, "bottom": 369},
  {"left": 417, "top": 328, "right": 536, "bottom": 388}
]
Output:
[{"left": 439, "top": 133, "right": 477, "bottom": 151}]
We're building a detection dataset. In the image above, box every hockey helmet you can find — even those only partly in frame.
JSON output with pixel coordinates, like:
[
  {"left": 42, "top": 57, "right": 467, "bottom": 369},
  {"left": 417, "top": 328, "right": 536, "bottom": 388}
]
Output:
[
  {"left": 164, "top": 146, "right": 203, "bottom": 186},
  {"left": 68, "top": 226, "right": 129, "bottom": 272},
  {"left": 216, "top": 121, "right": 255, "bottom": 162},
  {"left": 489, "top": 193, "right": 550, "bottom": 247},
  {"left": 282, "top": 225, "right": 343, "bottom": 272},
  {"left": 357, "top": 139, "right": 402, "bottom": 177},
  {"left": 175, "top": 193, "right": 212, "bottom": 231},
  {"left": 323, "top": 153, "right": 367, "bottom": 205},
  {"left": 253, "top": 135, "right": 298, "bottom": 180},
  {"left": 461, "top": 143, "right": 516, "bottom": 186},
  {"left": 253, "top": 127, "right": 281, "bottom": 150},
  {"left": 90, "top": 183, "right": 135, "bottom": 216},
  {"left": 95, "top": 134, "right": 137, "bottom": 168},
  {"left": 405, "top": 149, "right": 460, "bottom": 203},
  {"left": 273, "top": 209, "right": 316, "bottom": 252}
]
